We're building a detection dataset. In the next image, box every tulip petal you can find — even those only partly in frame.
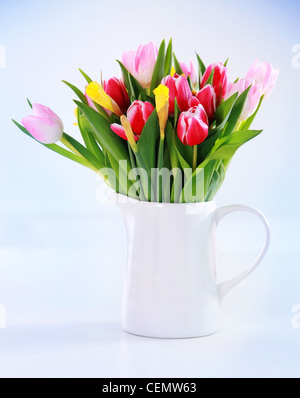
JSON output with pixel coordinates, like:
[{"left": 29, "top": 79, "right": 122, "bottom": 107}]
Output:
[
  {"left": 185, "top": 117, "right": 208, "bottom": 146},
  {"left": 32, "top": 103, "right": 64, "bottom": 130},
  {"left": 135, "top": 42, "right": 158, "bottom": 88},
  {"left": 111, "top": 123, "right": 129, "bottom": 141},
  {"left": 127, "top": 101, "right": 145, "bottom": 135},
  {"left": 22, "top": 115, "right": 63, "bottom": 144},
  {"left": 121, "top": 50, "right": 136, "bottom": 78},
  {"left": 188, "top": 97, "right": 200, "bottom": 108},
  {"left": 86, "top": 81, "right": 122, "bottom": 116},
  {"left": 154, "top": 85, "right": 169, "bottom": 134}
]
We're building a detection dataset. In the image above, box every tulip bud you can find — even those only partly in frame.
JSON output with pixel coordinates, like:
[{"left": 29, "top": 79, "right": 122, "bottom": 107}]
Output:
[
  {"left": 86, "top": 81, "right": 123, "bottom": 116},
  {"left": 120, "top": 115, "right": 138, "bottom": 153},
  {"left": 188, "top": 84, "right": 216, "bottom": 123},
  {"left": 111, "top": 100, "right": 154, "bottom": 141},
  {"left": 153, "top": 84, "right": 169, "bottom": 138},
  {"left": 103, "top": 77, "right": 130, "bottom": 114},
  {"left": 22, "top": 104, "right": 64, "bottom": 144},
  {"left": 122, "top": 42, "right": 158, "bottom": 89},
  {"left": 161, "top": 74, "right": 192, "bottom": 115},
  {"left": 201, "top": 63, "right": 228, "bottom": 106},
  {"left": 245, "top": 60, "right": 279, "bottom": 97},
  {"left": 177, "top": 105, "right": 209, "bottom": 146}
]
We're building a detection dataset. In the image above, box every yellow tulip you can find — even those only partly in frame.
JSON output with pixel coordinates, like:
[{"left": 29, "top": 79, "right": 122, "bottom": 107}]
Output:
[
  {"left": 153, "top": 84, "right": 169, "bottom": 138},
  {"left": 120, "top": 115, "right": 138, "bottom": 153},
  {"left": 86, "top": 82, "right": 123, "bottom": 117}
]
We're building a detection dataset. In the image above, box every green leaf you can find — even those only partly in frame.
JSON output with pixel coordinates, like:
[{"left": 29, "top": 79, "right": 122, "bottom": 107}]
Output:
[
  {"left": 165, "top": 122, "right": 181, "bottom": 203},
  {"left": 107, "top": 150, "right": 132, "bottom": 196},
  {"left": 181, "top": 129, "right": 262, "bottom": 203},
  {"left": 224, "top": 58, "right": 229, "bottom": 67},
  {"left": 75, "top": 101, "right": 131, "bottom": 168},
  {"left": 173, "top": 53, "right": 183, "bottom": 75},
  {"left": 173, "top": 133, "right": 193, "bottom": 180},
  {"left": 117, "top": 60, "right": 147, "bottom": 101},
  {"left": 129, "top": 74, "right": 148, "bottom": 101},
  {"left": 174, "top": 133, "right": 193, "bottom": 167},
  {"left": 223, "top": 87, "right": 251, "bottom": 136},
  {"left": 205, "top": 161, "right": 225, "bottom": 201},
  {"left": 77, "top": 109, "right": 105, "bottom": 163},
  {"left": 187, "top": 75, "right": 193, "bottom": 90},
  {"left": 165, "top": 121, "right": 179, "bottom": 170},
  {"left": 214, "top": 92, "right": 238, "bottom": 126},
  {"left": 205, "top": 67, "right": 215, "bottom": 86},
  {"left": 197, "top": 128, "right": 223, "bottom": 163},
  {"left": 27, "top": 98, "right": 33, "bottom": 109},
  {"left": 79, "top": 68, "right": 92, "bottom": 84},
  {"left": 174, "top": 98, "right": 180, "bottom": 127},
  {"left": 202, "top": 129, "right": 262, "bottom": 165},
  {"left": 239, "top": 95, "right": 264, "bottom": 131},
  {"left": 164, "top": 38, "right": 173, "bottom": 76},
  {"left": 150, "top": 39, "right": 166, "bottom": 93},
  {"left": 137, "top": 110, "right": 159, "bottom": 173},
  {"left": 117, "top": 61, "right": 131, "bottom": 94},
  {"left": 12, "top": 120, "right": 99, "bottom": 171},
  {"left": 196, "top": 53, "right": 206, "bottom": 79},
  {"left": 62, "top": 133, "right": 104, "bottom": 170},
  {"left": 62, "top": 80, "right": 88, "bottom": 104}
]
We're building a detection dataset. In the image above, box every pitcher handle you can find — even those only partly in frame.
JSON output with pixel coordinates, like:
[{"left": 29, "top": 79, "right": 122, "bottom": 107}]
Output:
[{"left": 214, "top": 204, "right": 270, "bottom": 302}]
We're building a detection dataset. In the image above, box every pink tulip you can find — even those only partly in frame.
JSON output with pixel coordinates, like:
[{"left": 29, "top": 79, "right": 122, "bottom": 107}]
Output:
[
  {"left": 122, "top": 42, "right": 158, "bottom": 89},
  {"left": 111, "top": 100, "right": 154, "bottom": 141},
  {"left": 161, "top": 74, "right": 192, "bottom": 115},
  {"left": 22, "top": 104, "right": 63, "bottom": 144},
  {"left": 245, "top": 59, "right": 279, "bottom": 97},
  {"left": 225, "top": 78, "right": 261, "bottom": 121},
  {"left": 179, "top": 61, "right": 198, "bottom": 87},
  {"left": 201, "top": 63, "right": 228, "bottom": 106},
  {"left": 188, "top": 84, "right": 216, "bottom": 123},
  {"left": 177, "top": 105, "right": 209, "bottom": 146}
]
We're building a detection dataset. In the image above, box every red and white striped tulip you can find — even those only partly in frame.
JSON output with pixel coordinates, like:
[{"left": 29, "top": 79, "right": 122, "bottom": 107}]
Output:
[
  {"left": 111, "top": 100, "right": 154, "bottom": 141},
  {"left": 177, "top": 105, "right": 209, "bottom": 146}
]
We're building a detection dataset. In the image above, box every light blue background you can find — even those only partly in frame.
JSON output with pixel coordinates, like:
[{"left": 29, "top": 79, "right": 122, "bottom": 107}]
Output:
[{"left": 0, "top": 0, "right": 299, "bottom": 377}]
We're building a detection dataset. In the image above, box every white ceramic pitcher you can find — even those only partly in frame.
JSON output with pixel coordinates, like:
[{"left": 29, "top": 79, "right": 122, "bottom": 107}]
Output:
[{"left": 116, "top": 196, "right": 270, "bottom": 338}]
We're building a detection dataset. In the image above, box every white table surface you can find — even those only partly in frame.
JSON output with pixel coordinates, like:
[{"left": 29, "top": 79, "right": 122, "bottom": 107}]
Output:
[{"left": 0, "top": 208, "right": 299, "bottom": 378}]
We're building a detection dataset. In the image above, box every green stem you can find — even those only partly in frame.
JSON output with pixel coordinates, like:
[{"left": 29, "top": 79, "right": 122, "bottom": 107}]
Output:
[
  {"left": 157, "top": 136, "right": 165, "bottom": 203},
  {"left": 60, "top": 135, "right": 83, "bottom": 158},
  {"left": 135, "top": 152, "right": 152, "bottom": 202},
  {"left": 192, "top": 145, "right": 197, "bottom": 172},
  {"left": 128, "top": 143, "right": 146, "bottom": 201}
]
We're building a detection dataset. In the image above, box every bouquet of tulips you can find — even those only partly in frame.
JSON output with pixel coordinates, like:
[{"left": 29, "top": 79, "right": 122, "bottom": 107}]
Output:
[{"left": 14, "top": 39, "right": 278, "bottom": 203}]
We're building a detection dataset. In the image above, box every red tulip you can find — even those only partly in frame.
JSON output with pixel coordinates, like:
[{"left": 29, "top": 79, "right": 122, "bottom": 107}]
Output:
[
  {"left": 103, "top": 77, "right": 130, "bottom": 114},
  {"left": 177, "top": 105, "right": 208, "bottom": 146},
  {"left": 188, "top": 85, "right": 216, "bottom": 123},
  {"left": 111, "top": 100, "right": 154, "bottom": 141},
  {"left": 161, "top": 74, "right": 192, "bottom": 115},
  {"left": 201, "top": 63, "right": 228, "bottom": 105}
]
